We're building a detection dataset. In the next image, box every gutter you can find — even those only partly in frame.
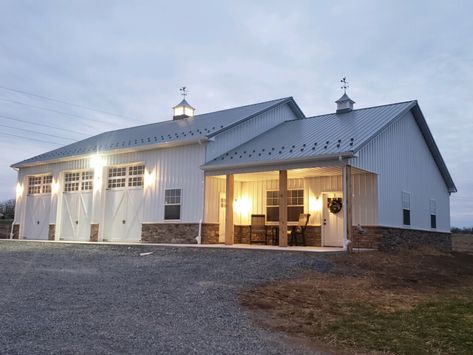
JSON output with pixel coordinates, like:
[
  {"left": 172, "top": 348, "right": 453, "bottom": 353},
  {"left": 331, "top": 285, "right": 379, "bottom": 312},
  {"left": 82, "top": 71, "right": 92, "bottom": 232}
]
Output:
[{"left": 201, "top": 151, "right": 355, "bottom": 171}]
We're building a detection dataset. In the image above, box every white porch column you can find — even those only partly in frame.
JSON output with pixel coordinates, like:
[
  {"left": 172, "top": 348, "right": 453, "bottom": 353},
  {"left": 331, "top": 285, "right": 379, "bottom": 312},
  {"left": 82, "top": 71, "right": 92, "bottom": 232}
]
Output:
[
  {"left": 225, "top": 174, "right": 234, "bottom": 245},
  {"left": 342, "top": 164, "right": 353, "bottom": 252},
  {"left": 279, "top": 170, "right": 288, "bottom": 247}
]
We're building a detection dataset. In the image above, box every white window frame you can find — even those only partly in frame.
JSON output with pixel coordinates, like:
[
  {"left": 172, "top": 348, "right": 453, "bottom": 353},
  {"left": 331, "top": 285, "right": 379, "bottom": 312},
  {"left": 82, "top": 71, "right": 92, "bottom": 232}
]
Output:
[
  {"left": 107, "top": 164, "right": 145, "bottom": 190},
  {"left": 402, "top": 191, "right": 411, "bottom": 226},
  {"left": 430, "top": 199, "right": 437, "bottom": 229},
  {"left": 27, "top": 174, "right": 52, "bottom": 195},
  {"left": 164, "top": 188, "right": 182, "bottom": 220},
  {"left": 266, "top": 189, "right": 304, "bottom": 223}
]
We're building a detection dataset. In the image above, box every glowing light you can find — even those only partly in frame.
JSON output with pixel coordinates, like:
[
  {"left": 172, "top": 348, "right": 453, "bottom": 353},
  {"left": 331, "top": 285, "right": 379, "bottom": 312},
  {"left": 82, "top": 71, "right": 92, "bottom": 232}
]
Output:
[
  {"left": 51, "top": 179, "right": 60, "bottom": 195},
  {"left": 16, "top": 183, "right": 24, "bottom": 199},
  {"left": 90, "top": 154, "right": 105, "bottom": 169},
  {"left": 234, "top": 197, "right": 252, "bottom": 216},
  {"left": 309, "top": 196, "right": 323, "bottom": 213},
  {"left": 144, "top": 169, "right": 156, "bottom": 188}
]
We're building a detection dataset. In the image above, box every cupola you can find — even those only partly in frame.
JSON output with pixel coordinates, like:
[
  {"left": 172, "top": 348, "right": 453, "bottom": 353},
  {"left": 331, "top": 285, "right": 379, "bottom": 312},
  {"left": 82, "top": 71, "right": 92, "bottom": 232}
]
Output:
[
  {"left": 335, "top": 77, "right": 355, "bottom": 114},
  {"left": 173, "top": 86, "right": 195, "bottom": 120}
]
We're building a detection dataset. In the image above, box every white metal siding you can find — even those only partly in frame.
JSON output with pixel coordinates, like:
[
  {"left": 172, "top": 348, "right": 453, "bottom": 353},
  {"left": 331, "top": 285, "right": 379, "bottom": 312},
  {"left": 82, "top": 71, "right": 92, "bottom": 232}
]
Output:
[
  {"left": 351, "top": 111, "right": 450, "bottom": 232},
  {"left": 204, "top": 174, "right": 377, "bottom": 227},
  {"left": 15, "top": 144, "right": 207, "bottom": 239},
  {"left": 206, "top": 104, "right": 298, "bottom": 161}
]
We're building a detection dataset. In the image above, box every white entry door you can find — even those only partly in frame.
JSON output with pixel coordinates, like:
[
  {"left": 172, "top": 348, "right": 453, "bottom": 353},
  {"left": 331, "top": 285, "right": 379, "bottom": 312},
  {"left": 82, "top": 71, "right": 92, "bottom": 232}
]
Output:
[
  {"left": 322, "top": 192, "right": 344, "bottom": 247},
  {"left": 104, "top": 189, "right": 144, "bottom": 242},
  {"left": 24, "top": 195, "right": 51, "bottom": 240},
  {"left": 218, "top": 192, "right": 226, "bottom": 243},
  {"left": 60, "top": 192, "right": 93, "bottom": 241}
]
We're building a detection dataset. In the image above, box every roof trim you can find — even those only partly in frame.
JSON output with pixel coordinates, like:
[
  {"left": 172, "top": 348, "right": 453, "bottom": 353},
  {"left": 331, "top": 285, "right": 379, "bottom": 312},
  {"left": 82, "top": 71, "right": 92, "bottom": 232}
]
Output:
[
  {"left": 207, "top": 97, "right": 305, "bottom": 138},
  {"left": 11, "top": 137, "right": 208, "bottom": 169},
  {"left": 201, "top": 151, "right": 354, "bottom": 172},
  {"left": 410, "top": 104, "right": 457, "bottom": 193}
]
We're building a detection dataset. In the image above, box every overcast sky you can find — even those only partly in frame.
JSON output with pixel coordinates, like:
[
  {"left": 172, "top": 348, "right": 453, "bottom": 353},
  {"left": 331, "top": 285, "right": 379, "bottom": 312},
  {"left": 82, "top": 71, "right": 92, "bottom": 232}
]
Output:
[{"left": 0, "top": 0, "right": 472, "bottom": 226}]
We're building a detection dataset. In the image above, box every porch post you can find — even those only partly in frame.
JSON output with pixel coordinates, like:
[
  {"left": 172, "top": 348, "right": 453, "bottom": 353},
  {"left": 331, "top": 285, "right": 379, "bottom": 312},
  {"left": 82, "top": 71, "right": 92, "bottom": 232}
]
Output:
[
  {"left": 279, "top": 170, "right": 288, "bottom": 247},
  {"left": 225, "top": 174, "right": 234, "bottom": 245},
  {"left": 342, "top": 165, "right": 353, "bottom": 252}
]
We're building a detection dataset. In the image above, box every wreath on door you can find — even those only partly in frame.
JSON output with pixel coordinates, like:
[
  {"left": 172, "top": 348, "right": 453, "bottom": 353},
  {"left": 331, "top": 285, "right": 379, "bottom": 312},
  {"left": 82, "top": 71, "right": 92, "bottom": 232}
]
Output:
[{"left": 327, "top": 197, "right": 343, "bottom": 214}]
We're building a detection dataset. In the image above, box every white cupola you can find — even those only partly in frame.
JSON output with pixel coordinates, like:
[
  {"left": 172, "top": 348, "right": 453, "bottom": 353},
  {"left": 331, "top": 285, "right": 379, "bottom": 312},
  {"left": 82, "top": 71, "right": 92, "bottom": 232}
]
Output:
[
  {"left": 335, "top": 77, "right": 355, "bottom": 114},
  {"left": 173, "top": 86, "right": 195, "bottom": 120}
]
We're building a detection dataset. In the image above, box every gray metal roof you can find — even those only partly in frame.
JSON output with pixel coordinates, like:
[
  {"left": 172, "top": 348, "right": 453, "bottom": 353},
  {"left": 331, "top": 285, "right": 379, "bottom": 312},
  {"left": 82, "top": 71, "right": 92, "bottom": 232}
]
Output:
[
  {"left": 202, "top": 100, "right": 456, "bottom": 193},
  {"left": 203, "top": 100, "right": 416, "bottom": 168},
  {"left": 12, "top": 97, "right": 294, "bottom": 168}
]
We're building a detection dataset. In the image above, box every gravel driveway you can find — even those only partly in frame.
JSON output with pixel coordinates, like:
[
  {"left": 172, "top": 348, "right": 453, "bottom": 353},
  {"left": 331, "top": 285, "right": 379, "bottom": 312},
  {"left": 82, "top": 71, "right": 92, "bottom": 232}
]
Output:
[{"left": 0, "top": 241, "right": 333, "bottom": 355}]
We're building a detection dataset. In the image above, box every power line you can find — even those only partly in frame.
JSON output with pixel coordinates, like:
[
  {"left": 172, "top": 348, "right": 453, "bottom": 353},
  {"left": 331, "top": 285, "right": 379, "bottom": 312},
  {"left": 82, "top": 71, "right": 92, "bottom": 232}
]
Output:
[
  {"left": 0, "top": 85, "right": 146, "bottom": 123},
  {"left": 0, "top": 97, "right": 120, "bottom": 126},
  {"left": 0, "top": 113, "right": 88, "bottom": 136},
  {"left": 0, "top": 132, "right": 65, "bottom": 146},
  {"left": 0, "top": 123, "right": 76, "bottom": 141}
]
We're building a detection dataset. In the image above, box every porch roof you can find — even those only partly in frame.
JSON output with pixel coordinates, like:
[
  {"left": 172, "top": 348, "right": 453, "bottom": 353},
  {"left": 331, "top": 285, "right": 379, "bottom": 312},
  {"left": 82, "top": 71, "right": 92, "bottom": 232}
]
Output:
[{"left": 202, "top": 100, "right": 415, "bottom": 171}]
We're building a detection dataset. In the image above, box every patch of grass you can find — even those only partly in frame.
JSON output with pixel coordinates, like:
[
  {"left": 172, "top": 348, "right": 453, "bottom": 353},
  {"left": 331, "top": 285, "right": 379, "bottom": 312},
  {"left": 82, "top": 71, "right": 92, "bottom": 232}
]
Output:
[
  {"left": 330, "top": 296, "right": 473, "bottom": 354},
  {"left": 0, "top": 219, "right": 13, "bottom": 225},
  {"left": 240, "top": 250, "right": 473, "bottom": 354}
]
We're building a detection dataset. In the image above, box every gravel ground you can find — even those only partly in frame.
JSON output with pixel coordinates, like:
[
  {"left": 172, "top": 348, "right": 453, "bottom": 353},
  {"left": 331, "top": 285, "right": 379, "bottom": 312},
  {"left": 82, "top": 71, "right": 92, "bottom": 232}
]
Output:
[{"left": 0, "top": 241, "right": 333, "bottom": 355}]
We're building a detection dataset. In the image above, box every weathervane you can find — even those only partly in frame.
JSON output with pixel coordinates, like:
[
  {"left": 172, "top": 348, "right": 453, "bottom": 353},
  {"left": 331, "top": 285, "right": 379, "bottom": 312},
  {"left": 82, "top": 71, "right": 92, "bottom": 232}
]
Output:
[
  {"left": 180, "top": 86, "right": 188, "bottom": 99},
  {"left": 340, "top": 77, "right": 349, "bottom": 94}
]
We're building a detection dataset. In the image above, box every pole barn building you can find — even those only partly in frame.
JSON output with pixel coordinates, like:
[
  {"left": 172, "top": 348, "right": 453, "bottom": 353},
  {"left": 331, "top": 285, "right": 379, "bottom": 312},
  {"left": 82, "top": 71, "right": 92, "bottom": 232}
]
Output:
[{"left": 11, "top": 93, "right": 456, "bottom": 250}]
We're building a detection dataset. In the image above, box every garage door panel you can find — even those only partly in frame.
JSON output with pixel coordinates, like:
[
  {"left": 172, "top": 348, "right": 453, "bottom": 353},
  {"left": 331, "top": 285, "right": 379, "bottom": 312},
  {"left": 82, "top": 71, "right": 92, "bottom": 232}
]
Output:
[{"left": 25, "top": 195, "right": 51, "bottom": 240}]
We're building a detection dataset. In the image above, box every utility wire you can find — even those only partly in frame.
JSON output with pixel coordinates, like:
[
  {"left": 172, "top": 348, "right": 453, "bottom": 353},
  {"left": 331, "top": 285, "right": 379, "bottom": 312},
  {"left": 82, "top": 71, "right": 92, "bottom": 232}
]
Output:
[
  {"left": 0, "top": 113, "right": 88, "bottom": 137},
  {"left": 0, "top": 97, "right": 121, "bottom": 126},
  {"left": 0, "top": 85, "right": 146, "bottom": 123},
  {"left": 0, "top": 132, "right": 65, "bottom": 146},
  {"left": 0, "top": 123, "right": 76, "bottom": 141}
]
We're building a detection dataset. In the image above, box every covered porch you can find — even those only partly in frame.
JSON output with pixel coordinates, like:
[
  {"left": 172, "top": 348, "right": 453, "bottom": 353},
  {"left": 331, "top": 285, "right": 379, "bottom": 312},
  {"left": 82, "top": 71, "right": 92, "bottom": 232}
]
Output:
[{"left": 203, "top": 164, "right": 378, "bottom": 250}]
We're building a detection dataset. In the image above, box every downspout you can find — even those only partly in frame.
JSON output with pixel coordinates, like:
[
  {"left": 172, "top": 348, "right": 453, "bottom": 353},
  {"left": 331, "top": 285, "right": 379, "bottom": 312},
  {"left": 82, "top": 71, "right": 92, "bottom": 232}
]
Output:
[
  {"left": 9, "top": 218, "right": 16, "bottom": 239},
  {"left": 195, "top": 139, "right": 207, "bottom": 244}
]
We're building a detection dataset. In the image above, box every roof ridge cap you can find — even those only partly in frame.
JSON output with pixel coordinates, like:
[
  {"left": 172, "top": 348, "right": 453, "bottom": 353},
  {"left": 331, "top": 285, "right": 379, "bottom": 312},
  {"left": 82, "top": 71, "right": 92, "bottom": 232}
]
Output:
[{"left": 306, "top": 100, "right": 417, "bottom": 119}]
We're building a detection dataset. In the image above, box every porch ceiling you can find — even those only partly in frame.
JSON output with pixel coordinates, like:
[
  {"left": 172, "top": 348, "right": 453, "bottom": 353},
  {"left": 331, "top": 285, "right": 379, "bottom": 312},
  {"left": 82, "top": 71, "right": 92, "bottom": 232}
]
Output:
[{"left": 214, "top": 166, "right": 371, "bottom": 181}]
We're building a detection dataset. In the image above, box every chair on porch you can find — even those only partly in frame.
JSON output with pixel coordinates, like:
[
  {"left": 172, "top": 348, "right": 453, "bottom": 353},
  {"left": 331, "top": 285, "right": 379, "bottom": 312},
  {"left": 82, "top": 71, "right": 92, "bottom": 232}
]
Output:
[
  {"left": 249, "top": 214, "right": 268, "bottom": 244},
  {"left": 289, "top": 213, "right": 310, "bottom": 246}
]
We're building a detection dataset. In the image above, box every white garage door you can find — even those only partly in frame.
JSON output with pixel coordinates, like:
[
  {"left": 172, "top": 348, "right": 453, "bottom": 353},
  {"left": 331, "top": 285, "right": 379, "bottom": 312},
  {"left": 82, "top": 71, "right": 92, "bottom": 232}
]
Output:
[
  {"left": 24, "top": 175, "right": 52, "bottom": 240},
  {"left": 103, "top": 165, "right": 144, "bottom": 242},
  {"left": 59, "top": 171, "right": 94, "bottom": 241}
]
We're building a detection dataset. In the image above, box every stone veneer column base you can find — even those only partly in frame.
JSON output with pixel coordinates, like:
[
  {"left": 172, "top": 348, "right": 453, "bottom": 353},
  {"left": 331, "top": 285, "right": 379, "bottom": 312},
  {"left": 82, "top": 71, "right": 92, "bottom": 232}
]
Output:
[
  {"left": 201, "top": 224, "right": 220, "bottom": 244},
  {"left": 48, "top": 224, "right": 55, "bottom": 240},
  {"left": 90, "top": 224, "right": 99, "bottom": 242},
  {"left": 141, "top": 223, "right": 199, "bottom": 244}
]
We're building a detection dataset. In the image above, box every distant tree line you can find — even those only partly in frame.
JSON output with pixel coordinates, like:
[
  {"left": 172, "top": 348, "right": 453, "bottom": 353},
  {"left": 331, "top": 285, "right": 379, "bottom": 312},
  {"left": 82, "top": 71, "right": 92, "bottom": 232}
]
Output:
[
  {"left": 451, "top": 227, "right": 473, "bottom": 234},
  {"left": 0, "top": 199, "right": 15, "bottom": 219}
]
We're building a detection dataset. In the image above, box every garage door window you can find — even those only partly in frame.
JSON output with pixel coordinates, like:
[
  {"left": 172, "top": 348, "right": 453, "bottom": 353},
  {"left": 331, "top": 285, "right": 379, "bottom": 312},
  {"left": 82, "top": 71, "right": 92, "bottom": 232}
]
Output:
[
  {"left": 64, "top": 171, "right": 94, "bottom": 192},
  {"left": 108, "top": 165, "right": 144, "bottom": 189},
  {"left": 28, "top": 175, "right": 52, "bottom": 195},
  {"left": 165, "top": 189, "right": 181, "bottom": 220}
]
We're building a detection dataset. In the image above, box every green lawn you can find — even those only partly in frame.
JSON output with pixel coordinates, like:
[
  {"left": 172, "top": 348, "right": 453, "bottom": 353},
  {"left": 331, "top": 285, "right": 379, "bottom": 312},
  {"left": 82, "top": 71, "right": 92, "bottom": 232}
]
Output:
[{"left": 330, "top": 295, "right": 473, "bottom": 354}]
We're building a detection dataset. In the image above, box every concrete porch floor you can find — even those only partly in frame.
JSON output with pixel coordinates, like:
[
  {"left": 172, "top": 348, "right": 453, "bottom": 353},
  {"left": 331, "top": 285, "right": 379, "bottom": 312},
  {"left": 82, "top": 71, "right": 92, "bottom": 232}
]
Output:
[{"left": 2, "top": 239, "right": 350, "bottom": 253}]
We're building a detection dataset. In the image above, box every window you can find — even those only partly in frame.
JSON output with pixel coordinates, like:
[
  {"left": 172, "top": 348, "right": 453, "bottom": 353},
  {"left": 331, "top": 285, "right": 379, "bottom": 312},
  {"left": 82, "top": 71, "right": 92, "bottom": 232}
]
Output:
[
  {"left": 165, "top": 189, "right": 181, "bottom": 220},
  {"left": 28, "top": 175, "right": 52, "bottom": 195},
  {"left": 430, "top": 199, "right": 437, "bottom": 229},
  {"left": 266, "top": 189, "right": 304, "bottom": 222},
  {"left": 64, "top": 171, "right": 94, "bottom": 192},
  {"left": 107, "top": 165, "right": 144, "bottom": 189},
  {"left": 402, "top": 191, "right": 411, "bottom": 226}
]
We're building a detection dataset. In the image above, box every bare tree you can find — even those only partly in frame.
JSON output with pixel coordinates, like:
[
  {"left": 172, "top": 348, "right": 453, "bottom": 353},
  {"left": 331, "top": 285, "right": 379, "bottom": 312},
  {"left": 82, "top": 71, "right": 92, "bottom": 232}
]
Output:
[{"left": 0, "top": 199, "right": 15, "bottom": 219}]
